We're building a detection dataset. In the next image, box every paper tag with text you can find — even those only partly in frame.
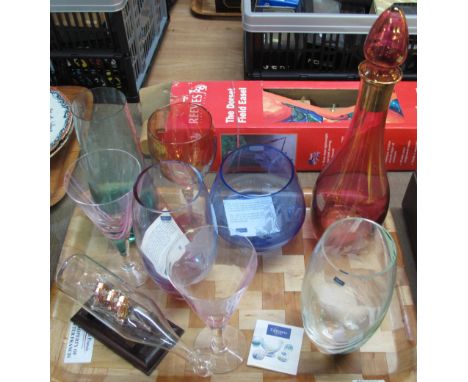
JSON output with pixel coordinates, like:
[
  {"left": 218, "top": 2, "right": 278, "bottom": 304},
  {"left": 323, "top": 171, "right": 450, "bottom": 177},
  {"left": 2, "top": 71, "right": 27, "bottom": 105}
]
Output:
[
  {"left": 141, "top": 211, "right": 189, "bottom": 280},
  {"left": 223, "top": 197, "right": 279, "bottom": 237},
  {"left": 64, "top": 323, "right": 94, "bottom": 364}
]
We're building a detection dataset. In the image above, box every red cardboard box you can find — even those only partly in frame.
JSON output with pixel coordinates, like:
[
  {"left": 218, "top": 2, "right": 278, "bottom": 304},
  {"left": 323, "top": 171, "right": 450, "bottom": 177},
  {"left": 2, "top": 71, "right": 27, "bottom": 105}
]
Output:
[{"left": 168, "top": 80, "right": 417, "bottom": 172}]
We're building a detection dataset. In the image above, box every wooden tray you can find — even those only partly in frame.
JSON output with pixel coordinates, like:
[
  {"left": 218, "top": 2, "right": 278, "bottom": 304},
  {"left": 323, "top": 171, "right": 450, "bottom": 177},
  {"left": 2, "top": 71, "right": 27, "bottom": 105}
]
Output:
[
  {"left": 50, "top": 190, "right": 416, "bottom": 381},
  {"left": 191, "top": 0, "right": 241, "bottom": 18},
  {"left": 50, "top": 86, "right": 85, "bottom": 207}
]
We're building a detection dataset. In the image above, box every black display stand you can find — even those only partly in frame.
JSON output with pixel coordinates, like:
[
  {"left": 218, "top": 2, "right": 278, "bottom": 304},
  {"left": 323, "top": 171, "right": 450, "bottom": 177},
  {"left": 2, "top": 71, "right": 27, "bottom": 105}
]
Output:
[
  {"left": 402, "top": 172, "right": 417, "bottom": 266},
  {"left": 71, "top": 308, "right": 184, "bottom": 375}
]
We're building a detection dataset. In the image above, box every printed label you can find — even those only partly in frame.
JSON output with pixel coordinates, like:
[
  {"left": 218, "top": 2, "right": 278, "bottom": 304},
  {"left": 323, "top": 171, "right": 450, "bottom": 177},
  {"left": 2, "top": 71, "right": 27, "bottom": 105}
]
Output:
[
  {"left": 141, "top": 212, "right": 189, "bottom": 280},
  {"left": 249, "top": 145, "right": 264, "bottom": 151},
  {"left": 223, "top": 197, "right": 279, "bottom": 237},
  {"left": 333, "top": 276, "right": 345, "bottom": 286},
  {"left": 267, "top": 324, "right": 292, "bottom": 339},
  {"left": 64, "top": 323, "right": 94, "bottom": 364}
]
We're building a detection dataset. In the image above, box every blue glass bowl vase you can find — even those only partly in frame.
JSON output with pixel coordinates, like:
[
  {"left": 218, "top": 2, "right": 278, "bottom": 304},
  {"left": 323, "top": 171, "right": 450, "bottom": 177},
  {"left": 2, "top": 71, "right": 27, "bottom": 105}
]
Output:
[{"left": 209, "top": 144, "right": 305, "bottom": 252}]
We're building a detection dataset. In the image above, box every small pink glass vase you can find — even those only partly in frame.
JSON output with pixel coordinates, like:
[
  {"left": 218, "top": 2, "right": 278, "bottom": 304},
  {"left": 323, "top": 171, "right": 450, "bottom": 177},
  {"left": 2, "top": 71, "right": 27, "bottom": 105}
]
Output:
[{"left": 311, "top": 6, "right": 409, "bottom": 237}]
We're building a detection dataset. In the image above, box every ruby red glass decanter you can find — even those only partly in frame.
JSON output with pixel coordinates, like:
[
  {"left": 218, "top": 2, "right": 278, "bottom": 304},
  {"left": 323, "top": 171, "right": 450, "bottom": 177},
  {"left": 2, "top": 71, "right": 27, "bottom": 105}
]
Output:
[{"left": 311, "top": 6, "right": 409, "bottom": 237}]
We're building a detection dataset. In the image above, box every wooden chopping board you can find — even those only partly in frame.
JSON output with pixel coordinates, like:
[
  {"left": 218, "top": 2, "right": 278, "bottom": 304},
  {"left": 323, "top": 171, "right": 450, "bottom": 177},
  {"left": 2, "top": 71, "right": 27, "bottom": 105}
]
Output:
[{"left": 50, "top": 189, "right": 417, "bottom": 381}]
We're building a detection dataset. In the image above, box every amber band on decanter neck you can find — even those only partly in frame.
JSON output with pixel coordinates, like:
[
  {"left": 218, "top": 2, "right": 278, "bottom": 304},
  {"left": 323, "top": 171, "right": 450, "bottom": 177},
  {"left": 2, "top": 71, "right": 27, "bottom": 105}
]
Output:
[{"left": 356, "top": 61, "right": 402, "bottom": 113}]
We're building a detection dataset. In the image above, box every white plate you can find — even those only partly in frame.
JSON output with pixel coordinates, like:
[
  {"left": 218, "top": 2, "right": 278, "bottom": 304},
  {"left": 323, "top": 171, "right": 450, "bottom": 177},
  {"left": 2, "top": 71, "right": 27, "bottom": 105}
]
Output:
[
  {"left": 50, "top": 89, "right": 73, "bottom": 152},
  {"left": 50, "top": 127, "right": 74, "bottom": 159}
]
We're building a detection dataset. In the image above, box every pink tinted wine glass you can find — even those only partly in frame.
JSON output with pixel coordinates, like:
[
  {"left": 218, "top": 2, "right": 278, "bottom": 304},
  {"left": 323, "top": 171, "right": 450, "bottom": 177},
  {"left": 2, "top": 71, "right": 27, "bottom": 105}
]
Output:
[
  {"left": 167, "top": 225, "right": 258, "bottom": 373},
  {"left": 64, "top": 149, "right": 148, "bottom": 288}
]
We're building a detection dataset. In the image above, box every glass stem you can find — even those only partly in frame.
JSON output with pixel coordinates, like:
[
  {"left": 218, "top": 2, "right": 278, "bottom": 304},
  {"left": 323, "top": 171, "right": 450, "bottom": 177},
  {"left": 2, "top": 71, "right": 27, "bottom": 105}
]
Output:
[
  {"left": 211, "top": 328, "right": 227, "bottom": 354},
  {"left": 182, "top": 186, "right": 195, "bottom": 224},
  {"left": 113, "top": 238, "right": 135, "bottom": 271},
  {"left": 170, "top": 342, "right": 213, "bottom": 377},
  {"left": 128, "top": 227, "right": 136, "bottom": 243},
  {"left": 114, "top": 238, "right": 128, "bottom": 256},
  {"left": 170, "top": 340, "right": 197, "bottom": 361}
]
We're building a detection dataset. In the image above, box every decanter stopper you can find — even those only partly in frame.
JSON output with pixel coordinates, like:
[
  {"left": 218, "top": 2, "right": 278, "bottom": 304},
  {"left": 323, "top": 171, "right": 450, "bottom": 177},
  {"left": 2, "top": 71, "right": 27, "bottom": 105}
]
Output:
[
  {"left": 364, "top": 6, "right": 408, "bottom": 67},
  {"left": 361, "top": 6, "right": 409, "bottom": 82}
]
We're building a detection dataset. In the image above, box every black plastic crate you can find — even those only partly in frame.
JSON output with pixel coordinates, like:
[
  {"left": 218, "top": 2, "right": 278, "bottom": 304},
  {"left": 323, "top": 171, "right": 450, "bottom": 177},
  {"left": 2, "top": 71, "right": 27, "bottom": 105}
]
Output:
[
  {"left": 243, "top": 0, "right": 417, "bottom": 80},
  {"left": 50, "top": 0, "right": 169, "bottom": 102},
  {"left": 50, "top": 55, "right": 141, "bottom": 101}
]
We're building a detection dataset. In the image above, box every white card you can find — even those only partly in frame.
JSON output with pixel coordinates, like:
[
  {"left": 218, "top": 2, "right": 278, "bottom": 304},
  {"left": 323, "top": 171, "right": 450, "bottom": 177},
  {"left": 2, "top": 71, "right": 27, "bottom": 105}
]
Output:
[
  {"left": 223, "top": 197, "right": 279, "bottom": 237},
  {"left": 247, "top": 320, "right": 304, "bottom": 375},
  {"left": 141, "top": 212, "right": 189, "bottom": 280},
  {"left": 64, "top": 323, "right": 94, "bottom": 364}
]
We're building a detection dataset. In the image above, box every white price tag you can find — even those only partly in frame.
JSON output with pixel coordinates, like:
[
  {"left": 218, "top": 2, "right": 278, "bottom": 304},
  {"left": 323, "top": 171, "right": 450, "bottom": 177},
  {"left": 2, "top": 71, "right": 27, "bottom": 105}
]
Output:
[
  {"left": 63, "top": 323, "right": 94, "bottom": 364},
  {"left": 223, "top": 197, "right": 279, "bottom": 237},
  {"left": 141, "top": 212, "right": 189, "bottom": 280}
]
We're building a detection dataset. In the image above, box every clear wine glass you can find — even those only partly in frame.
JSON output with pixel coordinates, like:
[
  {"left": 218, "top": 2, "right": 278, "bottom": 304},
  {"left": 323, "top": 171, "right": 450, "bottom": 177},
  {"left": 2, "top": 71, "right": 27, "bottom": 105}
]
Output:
[
  {"left": 147, "top": 102, "right": 216, "bottom": 177},
  {"left": 64, "top": 149, "right": 148, "bottom": 288},
  {"left": 209, "top": 144, "right": 305, "bottom": 252},
  {"left": 70, "top": 86, "right": 143, "bottom": 162},
  {"left": 166, "top": 225, "right": 258, "bottom": 374},
  {"left": 301, "top": 217, "right": 397, "bottom": 354},
  {"left": 132, "top": 161, "right": 215, "bottom": 295}
]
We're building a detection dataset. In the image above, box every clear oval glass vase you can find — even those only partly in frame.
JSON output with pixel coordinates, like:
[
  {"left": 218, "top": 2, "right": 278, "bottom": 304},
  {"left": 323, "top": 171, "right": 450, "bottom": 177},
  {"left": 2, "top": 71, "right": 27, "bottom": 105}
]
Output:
[{"left": 301, "top": 217, "right": 397, "bottom": 354}]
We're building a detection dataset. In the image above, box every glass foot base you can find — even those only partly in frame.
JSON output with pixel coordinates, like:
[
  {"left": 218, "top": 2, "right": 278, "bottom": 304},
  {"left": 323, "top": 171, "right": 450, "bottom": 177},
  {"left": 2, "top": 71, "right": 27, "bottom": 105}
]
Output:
[
  {"left": 108, "top": 242, "right": 148, "bottom": 288},
  {"left": 118, "top": 261, "right": 148, "bottom": 288},
  {"left": 194, "top": 326, "right": 246, "bottom": 374}
]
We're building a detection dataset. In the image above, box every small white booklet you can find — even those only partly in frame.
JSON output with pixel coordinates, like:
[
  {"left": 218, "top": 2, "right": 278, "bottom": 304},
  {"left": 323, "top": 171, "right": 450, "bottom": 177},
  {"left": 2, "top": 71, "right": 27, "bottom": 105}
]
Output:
[{"left": 247, "top": 319, "right": 304, "bottom": 375}]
